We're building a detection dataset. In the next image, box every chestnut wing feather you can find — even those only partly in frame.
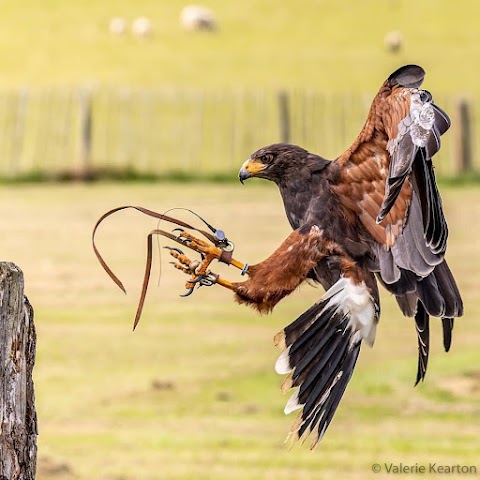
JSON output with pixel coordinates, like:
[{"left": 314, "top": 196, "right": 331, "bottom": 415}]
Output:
[{"left": 333, "top": 66, "right": 450, "bottom": 257}]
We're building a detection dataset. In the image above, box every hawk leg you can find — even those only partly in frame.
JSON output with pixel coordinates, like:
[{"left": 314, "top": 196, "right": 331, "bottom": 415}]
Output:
[
  {"left": 167, "top": 246, "right": 237, "bottom": 294},
  {"left": 168, "top": 224, "right": 325, "bottom": 313}
]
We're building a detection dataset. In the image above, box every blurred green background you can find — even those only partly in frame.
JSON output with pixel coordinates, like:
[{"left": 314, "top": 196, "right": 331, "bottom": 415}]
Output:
[
  {"left": 1, "top": 0, "right": 479, "bottom": 91},
  {"left": 0, "top": 0, "right": 479, "bottom": 179},
  {"left": 0, "top": 1, "right": 479, "bottom": 479}
]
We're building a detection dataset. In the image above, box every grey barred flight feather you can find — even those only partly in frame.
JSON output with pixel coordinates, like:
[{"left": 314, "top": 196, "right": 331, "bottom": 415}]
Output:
[{"left": 232, "top": 65, "right": 463, "bottom": 448}]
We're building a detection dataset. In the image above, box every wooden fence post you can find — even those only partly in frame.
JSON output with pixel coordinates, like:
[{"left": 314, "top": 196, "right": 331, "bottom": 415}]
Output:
[
  {"left": 11, "top": 89, "right": 28, "bottom": 179},
  {"left": 278, "top": 90, "right": 290, "bottom": 143},
  {"left": 453, "top": 98, "right": 473, "bottom": 175},
  {"left": 0, "top": 263, "right": 37, "bottom": 480},
  {"left": 79, "top": 89, "right": 93, "bottom": 179}
]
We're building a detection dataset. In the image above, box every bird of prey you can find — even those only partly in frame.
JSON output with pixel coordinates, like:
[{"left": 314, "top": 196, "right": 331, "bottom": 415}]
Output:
[{"left": 94, "top": 65, "right": 463, "bottom": 448}]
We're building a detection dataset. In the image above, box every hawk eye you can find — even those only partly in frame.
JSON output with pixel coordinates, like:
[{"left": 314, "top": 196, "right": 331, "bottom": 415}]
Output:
[{"left": 261, "top": 154, "right": 273, "bottom": 163}]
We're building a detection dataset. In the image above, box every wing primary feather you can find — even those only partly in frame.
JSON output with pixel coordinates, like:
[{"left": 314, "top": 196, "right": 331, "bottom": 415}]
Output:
[
  {"left": 290, "top": 309, "right": 342, "bottom": 376},
  {"left": 287, "top": 305, "right": 337, "bottom": 365},
  {"left": 377, "top": 135, "right": 418, "bottom": 223},
  {"left": 425, "top": 127, "right": 441, "bottom": 158},
  {"left": 442, "top": 318, "right": 454, "bottom": 352},
  {"left": 390, "top": 193, "right": 442, "bottom": 278},
  {"left": 376, "top": 268, "right": 417, "bottom": 295},
  {"left": 426, "top": 158, "right": 448, "bottom": 253},
  {"left": 411, "top": 150, "right": 430, "bottom": 230},
  {"left": 414, "top": 302, "right": 430, "bottom": 386},
  {"left": 297, "top": 320, "right": 351, "bottom": 409},
  {"left": 417, "top": 272, "right": 446, "bottom": 317},
  {"left": 426, "top": 161, "right": 447, "bottom": 253},
  {"left": 405, "top": 194, "right": 441, "bottom": 267},
  {"left": 395, "top": 291, "right": 418, "bottom": 317},
  {"left": 284, "top": 300, "right": 336, "bottom": 345},
  {"left": 411, "top": 148, "right": 448, "bottom": 255},
  {"left": 432, "top": 261, "right": 463, "bottom": 318},
  {"left": 433, "top": 103, "right": 451, "bottom": 135},
  {"left": 387, "top": 64, "right": 425, "bottom": 88},
  {"left": 275, "top": 272, "right": 377, "bottom": 447},
  {"left": 308, "top": 343, "right": 361, "bottom": 448}
]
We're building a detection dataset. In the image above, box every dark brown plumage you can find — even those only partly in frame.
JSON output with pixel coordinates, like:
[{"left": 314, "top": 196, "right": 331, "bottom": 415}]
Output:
[{"left": 231, "top": 65, "right": 463, "bottom": 447}]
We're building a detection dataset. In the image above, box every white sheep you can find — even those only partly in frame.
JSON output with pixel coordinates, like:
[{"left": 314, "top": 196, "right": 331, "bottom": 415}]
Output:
[
  {"left": 109, "top": 17, "right": 127, "bottom": 36},
  {"left": 132, "top": 17, "right": 153, "bottom": 38},
  {"left": 180, "top": 5, "right": 217, "bottom": 32},
  {"left": 384, "top": 30, "right": 403, "bottom": 53}
]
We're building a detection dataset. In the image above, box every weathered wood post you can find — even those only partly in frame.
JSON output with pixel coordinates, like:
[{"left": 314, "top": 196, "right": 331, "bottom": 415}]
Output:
[{"left": 0, "top": 263, "right": 37, "bottom": 480}]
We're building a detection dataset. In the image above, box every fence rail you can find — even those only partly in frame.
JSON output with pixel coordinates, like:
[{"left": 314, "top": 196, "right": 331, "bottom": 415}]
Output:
[{"left": 0, "top": 88, "right": 476, "bottom": 179}]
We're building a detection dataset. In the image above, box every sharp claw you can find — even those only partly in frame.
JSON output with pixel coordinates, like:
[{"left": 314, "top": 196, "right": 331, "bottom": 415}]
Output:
[
  {"left": 164, "top": 246, "right": 185, "bottom": 255},
  {"left": 180, "top": 287, "right": 194, "bottom": 297},
  {"left": 189, "top": 273, "right": 218, "bottom": 287},
  {"left": 172, "top": 228, "right": 184, "bottom": 234}
]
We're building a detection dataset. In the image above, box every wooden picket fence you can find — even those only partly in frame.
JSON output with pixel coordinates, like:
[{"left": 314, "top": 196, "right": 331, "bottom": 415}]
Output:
[{"left": 0, "top": 88, "right": 476, "bottom": 179}]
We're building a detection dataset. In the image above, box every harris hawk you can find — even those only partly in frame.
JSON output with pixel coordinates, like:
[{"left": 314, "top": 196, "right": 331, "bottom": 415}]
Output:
[
  {"left": 94, "top": 65, "right": 463, "bottom": 448},
  {"left": 174, "top": 65, "right": 463, "bottom": 447}
]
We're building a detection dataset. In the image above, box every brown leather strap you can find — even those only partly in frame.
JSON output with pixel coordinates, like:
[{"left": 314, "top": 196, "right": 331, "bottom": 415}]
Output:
[
  {"left": 92, "top": 205, "right": 219, "bottom": 289},
  {"left": 92, "top": 206, "right": 223, "bottom": 330},
  {"left": 133, "top": 229, "right": 179, "bottom": 331}
]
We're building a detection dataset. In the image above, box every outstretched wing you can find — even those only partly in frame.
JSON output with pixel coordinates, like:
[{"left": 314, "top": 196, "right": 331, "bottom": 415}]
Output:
[
  {"left": 332, "top": 64, "right": 449, "bottom": 258},
  {"left": 378, "top": 85, "right": 450, "bottom": 256},
  {"left": 330, "top": 65, "right": 462, "bottom": 383}
]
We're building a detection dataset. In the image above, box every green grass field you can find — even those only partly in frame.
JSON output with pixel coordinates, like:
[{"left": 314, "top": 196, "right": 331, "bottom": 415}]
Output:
[
  {"left": 0, "top": 182, "right": 478, "bottom": 480},
  {"left": 1, "top": 0, "right": 480, "bottom": 93}
]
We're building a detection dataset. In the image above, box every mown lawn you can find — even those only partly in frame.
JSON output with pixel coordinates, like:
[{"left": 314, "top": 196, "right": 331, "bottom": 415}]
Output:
[{"left": 0, "top": 182, "right": 478, "bottom": 479}]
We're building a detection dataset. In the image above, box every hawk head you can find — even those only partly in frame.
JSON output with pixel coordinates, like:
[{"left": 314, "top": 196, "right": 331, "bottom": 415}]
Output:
[{"left": 239, "top": 143, "right": 328, "bottom": 185}]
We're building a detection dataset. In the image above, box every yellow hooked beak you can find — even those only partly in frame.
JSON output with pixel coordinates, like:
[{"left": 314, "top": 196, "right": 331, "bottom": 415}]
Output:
[{"left": 238, "top": 158, "right": 267, "bottom": 183}]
